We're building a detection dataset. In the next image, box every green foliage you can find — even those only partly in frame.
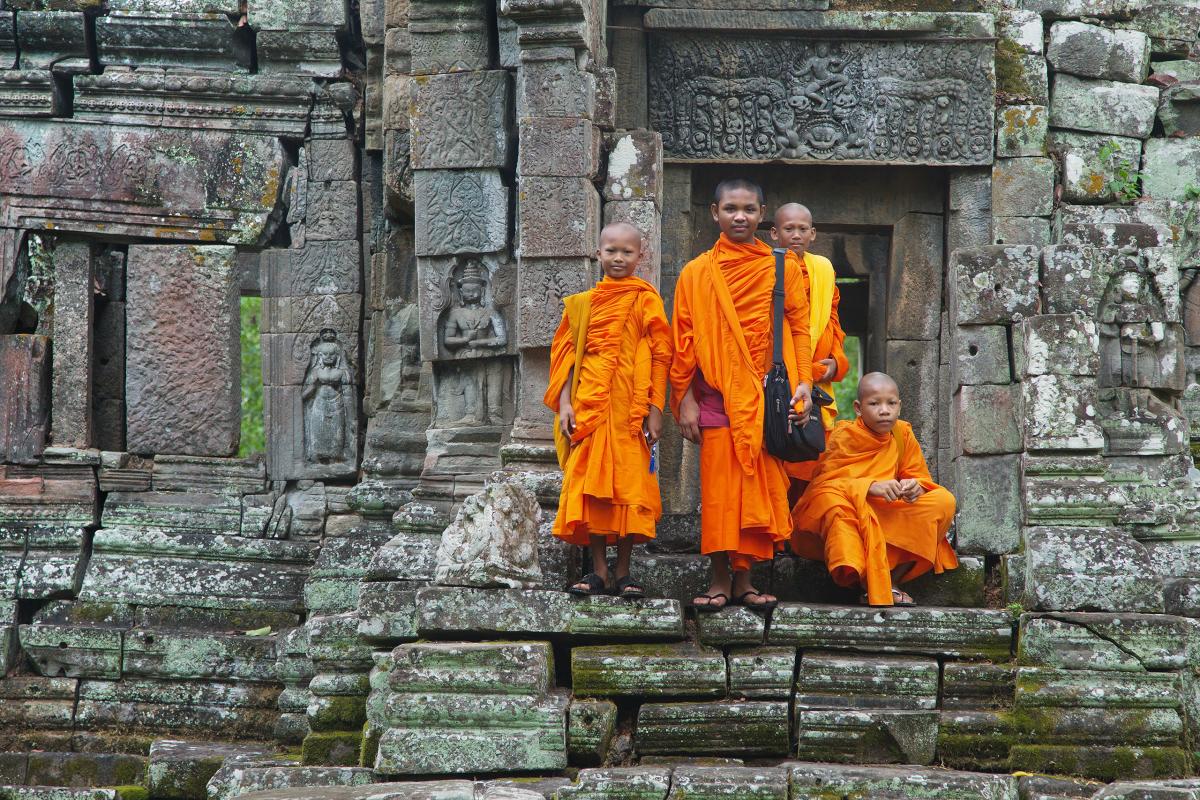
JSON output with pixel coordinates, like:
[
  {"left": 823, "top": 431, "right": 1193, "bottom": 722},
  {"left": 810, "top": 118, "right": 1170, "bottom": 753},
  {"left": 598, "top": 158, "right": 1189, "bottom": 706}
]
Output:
[
  {"left": 1096, "top": 139, "right": 1145, "bottom": 203},
  {"left": 994, "top": 37, "right": 1030, "bottom": 97},
  {"left": 834, "top": 335, "right": 861, "bottom": 423},
  {"left": 1184, "top": 183, "right": 1200, "bottom": 201},
  {"left": 239, "top": 296, "right": 265, "bottom": 457}
]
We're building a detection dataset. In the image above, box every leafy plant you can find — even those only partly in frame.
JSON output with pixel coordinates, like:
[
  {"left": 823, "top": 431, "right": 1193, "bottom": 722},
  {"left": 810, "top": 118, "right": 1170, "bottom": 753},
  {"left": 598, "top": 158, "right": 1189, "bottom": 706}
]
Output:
[
  {"left": 1184, "top": 183, "right": 1200, "bottom": 201},
  {"left": 1096, "top": 139, "right": 1144, "bottom": 203}
]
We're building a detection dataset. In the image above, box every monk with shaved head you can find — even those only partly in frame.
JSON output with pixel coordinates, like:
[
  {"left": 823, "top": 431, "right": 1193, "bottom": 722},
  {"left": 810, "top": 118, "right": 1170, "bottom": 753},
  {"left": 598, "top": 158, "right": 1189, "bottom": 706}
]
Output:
[
  {"left": 770, "top": 203, "right": 849, "bottom": 501},
  {"left": 790, "top": 372, "right": 958, "bottom": 606},
  {"left": 547, "top": 221, "right": 673, "bottom": 599}
]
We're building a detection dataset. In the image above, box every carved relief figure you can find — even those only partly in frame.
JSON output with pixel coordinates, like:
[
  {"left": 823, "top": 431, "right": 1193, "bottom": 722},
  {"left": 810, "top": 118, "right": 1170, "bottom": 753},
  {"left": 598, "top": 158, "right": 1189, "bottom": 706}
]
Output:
[
  {"left": 436, "top": 260, "right": 508, "bottom": 426},
  {"left": 1099, "top": 268, "right": 1167, "bottom": 389},
  {"left": 302, "top": 328, "right": 352, "bottom": 463}
]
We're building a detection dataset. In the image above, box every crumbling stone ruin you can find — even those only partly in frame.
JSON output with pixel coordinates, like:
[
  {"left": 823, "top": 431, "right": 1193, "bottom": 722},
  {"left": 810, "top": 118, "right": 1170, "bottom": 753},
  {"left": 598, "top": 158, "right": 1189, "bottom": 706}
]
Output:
[{"left": 2, "top": 0, "right": 1200, "bottom": 798}]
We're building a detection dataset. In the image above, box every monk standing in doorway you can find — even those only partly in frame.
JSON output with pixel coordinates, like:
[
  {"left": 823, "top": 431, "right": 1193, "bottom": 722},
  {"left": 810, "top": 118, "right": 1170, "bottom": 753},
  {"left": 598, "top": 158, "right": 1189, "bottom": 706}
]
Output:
[{"left": 671, "top": 179, "right": 814, "bottom": 612}]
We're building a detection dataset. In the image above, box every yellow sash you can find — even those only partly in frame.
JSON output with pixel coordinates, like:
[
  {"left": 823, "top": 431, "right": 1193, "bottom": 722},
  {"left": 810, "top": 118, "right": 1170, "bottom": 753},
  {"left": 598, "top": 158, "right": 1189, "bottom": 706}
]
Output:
[
  {"left": 554, "top": 292, "right": 591, "bottom": 469},
  {"left": 804, "top": 252, "right": 839, "bottom": 428}
]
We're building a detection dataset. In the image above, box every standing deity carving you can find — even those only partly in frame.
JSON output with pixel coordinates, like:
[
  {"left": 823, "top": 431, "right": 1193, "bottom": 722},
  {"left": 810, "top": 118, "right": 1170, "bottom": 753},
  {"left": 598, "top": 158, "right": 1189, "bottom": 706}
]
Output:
[
  {"left": 1099, "top": 268, "right": 1168, "bottom": 389},
  {"left": 302, "top": 328, "right": 353, "bottom": 463},
  {"left": 437, "top": 259, "right": 508, "bottom": 426}
]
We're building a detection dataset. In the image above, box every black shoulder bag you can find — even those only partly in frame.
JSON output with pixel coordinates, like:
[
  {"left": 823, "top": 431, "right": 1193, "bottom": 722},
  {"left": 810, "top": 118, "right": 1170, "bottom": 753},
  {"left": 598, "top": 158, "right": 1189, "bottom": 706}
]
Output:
[{"left": 763, "top": 247, "right": 834, "bottom": 463}]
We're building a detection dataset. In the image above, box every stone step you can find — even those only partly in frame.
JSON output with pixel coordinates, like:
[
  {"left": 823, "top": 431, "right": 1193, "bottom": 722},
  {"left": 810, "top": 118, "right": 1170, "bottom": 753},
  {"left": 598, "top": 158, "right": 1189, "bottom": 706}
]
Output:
[{"left": 0, "top": 789, "right": 128, "bottom": 800}]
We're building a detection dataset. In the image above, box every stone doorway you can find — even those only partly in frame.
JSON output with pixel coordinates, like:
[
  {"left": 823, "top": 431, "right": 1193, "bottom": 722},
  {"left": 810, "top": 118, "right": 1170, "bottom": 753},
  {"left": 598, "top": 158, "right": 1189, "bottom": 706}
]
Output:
[{"left": 658, "top": 163, "right": 955, "bottom": 517}]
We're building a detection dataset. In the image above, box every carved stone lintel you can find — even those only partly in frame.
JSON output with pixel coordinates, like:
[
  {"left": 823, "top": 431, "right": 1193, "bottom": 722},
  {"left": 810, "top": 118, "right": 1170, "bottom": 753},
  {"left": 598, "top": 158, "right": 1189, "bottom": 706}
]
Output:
[{"left": 648, "top": 36, "right": 995, "bottom": 165}]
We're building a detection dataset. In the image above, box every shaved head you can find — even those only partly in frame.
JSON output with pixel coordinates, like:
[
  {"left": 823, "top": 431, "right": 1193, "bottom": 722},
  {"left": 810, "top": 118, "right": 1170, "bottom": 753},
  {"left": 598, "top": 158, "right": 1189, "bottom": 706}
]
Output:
[
  {"left": 773, "top": 203, "right": 813, "bottom": 227},
  {"left": 600, "top": 221, "right": 642, "bottom": 244},
  {"left": 858, "top": 372, "right": 899, "bottom": 401}
]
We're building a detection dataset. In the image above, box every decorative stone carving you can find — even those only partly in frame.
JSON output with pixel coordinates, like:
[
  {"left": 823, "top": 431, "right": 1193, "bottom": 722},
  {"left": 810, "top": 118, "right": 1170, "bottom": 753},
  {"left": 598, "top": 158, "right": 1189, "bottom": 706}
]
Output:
[
  {"left": 435, "top": 476, "right": 543, "bottom": 589},
  {"left": 49, "top": 242, "right": 93, "bottom": 449},
  {"left": 411, "top": 71, "right": 512, "bottom": 170},
  {"left": 1098, "top": 266, "right": 1185, "bottom": 390},
  {"left": 414, "top": 169, "right": 509, "bottom": 256},
  {"left": 420, "top": 254, "right": 515, "bottom": 362},
  {"left": 1099, "top": 388, "right": 1188, "bottom": 456},
  {"left": 0, "top": 335, "right": 50, "bottom": 463},
  {"left": 302, "top": 329, "right": 355, "bottom": 468},
  {"left": 648, "top": 37, "right": 993, "bottom": 164},
  {"left": 433, "top": 359, "right": 512, "bottom": 428},
  {"left": 517, "top": 258, "right": 593, "bottom": 349}
]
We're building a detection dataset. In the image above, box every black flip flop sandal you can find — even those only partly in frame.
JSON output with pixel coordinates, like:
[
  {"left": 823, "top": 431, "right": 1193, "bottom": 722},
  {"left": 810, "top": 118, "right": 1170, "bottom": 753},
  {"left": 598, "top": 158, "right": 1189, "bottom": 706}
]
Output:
[
  {"left": 566, "top": 572, "right": 608, "bottom": 596},
  {"left": 615, "top": 576, "right": 646, "bottom": 599},
  {"left": 691, "top": 592, "right": 728, "bottom": 613},
  {"left": 734, "top": 590, "right": 778, "bottom": 612}
]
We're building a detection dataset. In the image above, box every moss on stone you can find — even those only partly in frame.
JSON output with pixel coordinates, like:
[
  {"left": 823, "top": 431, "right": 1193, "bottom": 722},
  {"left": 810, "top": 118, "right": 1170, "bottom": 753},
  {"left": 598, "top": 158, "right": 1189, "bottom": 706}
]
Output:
[
  {"left": 112, "top": 786, "right": 149, "bottom": 800},
  {"left": 358, "top": 722, "right": 379, "bottom": 769},
  {"left": 308, "top": 696, "right": 367, "bottom": 731},
  {"left": 301, "top": 732, "right": 362, "bottom": 767},
  {"left": 1009, "top": 744, "right": 1190, "bottom": 781},
  {"left": 995, "top": 38, "right": 1029, "bottom": 97}
]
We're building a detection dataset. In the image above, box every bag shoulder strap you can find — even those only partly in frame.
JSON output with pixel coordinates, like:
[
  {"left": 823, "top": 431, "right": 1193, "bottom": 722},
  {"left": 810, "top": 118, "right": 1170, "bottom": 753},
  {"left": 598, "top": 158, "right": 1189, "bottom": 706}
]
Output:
[
  {"left": 771, "top": 247, "right": 787, "bottom": 367},
  {"left": 565, "top": 292, "right": 592, "bottom": 402},
  {"left": 893, "top": 428, "right": 907, "bottom": 478}
]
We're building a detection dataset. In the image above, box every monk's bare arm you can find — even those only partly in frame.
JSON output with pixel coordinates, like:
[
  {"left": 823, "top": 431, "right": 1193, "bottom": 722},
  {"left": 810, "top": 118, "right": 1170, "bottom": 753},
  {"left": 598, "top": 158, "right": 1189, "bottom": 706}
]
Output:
[
  {"left": 677, "top": 384, "right": 701, "bottom": 444},
  {"left": 559, "top": 371, "right": 576, "bottom": 437}
]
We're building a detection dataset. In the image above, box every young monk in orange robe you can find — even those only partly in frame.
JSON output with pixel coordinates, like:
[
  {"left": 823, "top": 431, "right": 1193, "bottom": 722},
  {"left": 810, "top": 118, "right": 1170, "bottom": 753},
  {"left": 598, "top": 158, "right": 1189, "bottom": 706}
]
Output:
[
  {"left": 546, "top": 222, "right": 672, "bottom": 599},
  {"left": 770, "top": 203, "right": 849, "bottom": 498},
  {"left": 791, "top": 372, "right": 958, "bottom": 606},
  {"left": 671, "top": 179, "right": 814, "bottom": 612}
]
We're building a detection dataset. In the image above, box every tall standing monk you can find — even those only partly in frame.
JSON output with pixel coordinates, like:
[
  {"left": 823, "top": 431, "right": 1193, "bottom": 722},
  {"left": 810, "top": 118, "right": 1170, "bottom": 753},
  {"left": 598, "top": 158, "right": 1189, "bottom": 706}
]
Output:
[
  {"left": 769, "top": 203, "right": 849, "bottom": 504},
  {"left": 546, "top": 222, "right": 673, "bottom": 599},
  {"left": 791, "top": 372, "right": 958, "bottom": 606},
  {"left": 671, "top": 179, "right": 814, "bottom": 612}
]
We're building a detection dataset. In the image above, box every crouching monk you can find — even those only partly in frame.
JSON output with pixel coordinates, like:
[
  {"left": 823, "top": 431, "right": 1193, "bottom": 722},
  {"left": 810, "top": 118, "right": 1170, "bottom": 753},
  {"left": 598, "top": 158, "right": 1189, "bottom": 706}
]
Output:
[{"left": 790, "top": 372, "right": 958, "bottom": 607}]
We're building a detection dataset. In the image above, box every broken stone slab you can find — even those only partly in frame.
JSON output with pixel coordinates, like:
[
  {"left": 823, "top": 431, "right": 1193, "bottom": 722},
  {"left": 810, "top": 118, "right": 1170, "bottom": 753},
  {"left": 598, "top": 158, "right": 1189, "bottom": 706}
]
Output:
[
  {"left": 1023, "top": 527, "right": 1163, "bottom": 613},
  {"left": 794, "top": 708, "right": 939, "bottom": 765},
  {"left": 787, "top": 763, "right": 1017, "bottom": 799},
  {"left": 366, "top": 531, "right": 439, "bottom": 582},
  {"left": 767, "top": 603, "right": 1014, "bottom": 661},
  {"left": 568, "top": 698, "right": 617, "bottom": 766},
  {"left": 388, "top": 641, "right": 553, "bottom": 695},
  {"left": 0, "top": 790, "right": 120, "bottom": 800},
  {"left": 636, "top": 702, "right": 789, "bottom": 757},
  {"left": 1047, "top": 131, "right": 1142, "bottom": 205},
  {"left": 1016, "top": 666, "right": 1181, "bottom": 709},
  {"left": 942, "top": 662, "right": 1016, "bottom": 709},
  {"left": 148, "top": 740, "right": 276, "bottom": 800},
  {"left": 992, "top": 157, "right": 1055, "bottom": 218},
  {"left": 434, "top": 478, "right": 542, "bottom": 589},
  {"left": 557, "top": 768, "right": 671, "bottom": 800},
  {"left": 1046, "top": 21, "right": 1150, "bottom": 83},
  {"left": 23, "top": 751, "right": 147, "bottom": 788},
  {"left": 1019, "top": 612, "right": 1195, "bottom": 671},
  {"left": 355, "top": 581, "right": 419, "bottom": 643},
  {"left": 1142, "top": 139, "right": 1200, "bottom": 202},
  {"left": 1009, "top": 744, "right": 1190, "bottom": 782},
  {"left": 19, "top": 526, "right": 89, "bottom": 599},
  {"left": 75, "top": 679, "right": 281, "bottom": 739},
  {"left": 484, "top": 779, "right": 571, "bottom": 800},
  {"left": 1158, "top": 81, "right": 1200, "bottom": 137},
  {"left": 19, "top": 624, "right": 122, "bottom": 679},
  {"left": 100, "top": 490, "right": 242, "bottom": 532},
  {"left": 415, "top": 586, "right": 685, "bottom": 640},
  {"left": 122, "top": 628, "right": 278, "bottom": 682},
  {"left": 795, "top": 652, "right": 939, "bottom": 710},
  {"left": 1054, "top": 204, "right": 1174, "bottom": 250},
  {"left": 1093, "top": 780, "right": 1200, "bottom": 799},
  {"left": 373, "top": 692, "right": 568, "bottom": 774},
  {"left": 665, "top": 766, "right": 788, "bottom": 799},
  {"left": 1022, "top": 375, "right": 1104, "bottom": 451},
  {"left": 727, "top": 647, "right": 795, "bottom": 700},
  {"left": 572, "top": 643, "right": 726, "bottom": 698},
  {"left": 995, "top": 105, "right": 1047, "bottom": 158},
  {"left": 695, "top": 606, "right": 765, "bottom": 646},
  {"left": 1039, "top": 246, "right": 1121, "bottom": 317},
  {"left": 1050, "top": 75, "right": 1160, "bottom": 139},
  {"left": 950, "top": 245, "right": 1040, "bottom": 326}
]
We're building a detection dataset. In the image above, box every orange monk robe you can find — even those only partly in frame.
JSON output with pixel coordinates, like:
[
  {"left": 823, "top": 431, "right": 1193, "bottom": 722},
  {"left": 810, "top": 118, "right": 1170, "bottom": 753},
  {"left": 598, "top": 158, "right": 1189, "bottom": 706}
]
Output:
[
  {"left": 786, "top": 251, "right": 850, "bottom": 483},
  {"left": 670, "top": 234, "right": 813, "bottom": 570},
  {"left": 791, "top": 418, "right": 958, "bottom": 606},
  {"left": 545, "top": 276, "right": 672, "bottom": 545}
]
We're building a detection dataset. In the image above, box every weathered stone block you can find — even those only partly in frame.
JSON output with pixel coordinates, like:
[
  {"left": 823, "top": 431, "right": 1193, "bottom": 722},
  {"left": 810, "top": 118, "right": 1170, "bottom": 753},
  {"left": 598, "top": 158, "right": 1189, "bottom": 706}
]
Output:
[
  {"left": 148, "top": 740, "right": 273, "bottom": 800},
  {"left": 75, "top": 678, "right": 280, "bottom": 739},
  {"left": 636, "top": 702, "right": 789, "bottom": 757},
  {"left": 367, "top": 531, "right": 439, "bottom": 582},
  {"left": 767, "top": 604, "right": 1013, "bottom": 661},
  {"left": 1047, "top": 21, "right": 1150, "bottom": 83},
  {"left": 1024, "top": 527, "right": 1163, "bottom": 613},
  {"left": 727, "top": 647, "right": 794, "bottom": 700},
  {"left": 947, "top": 168, "right": 993, "bottom": 252},
  {"left": 411, "top": 71, "right": 511, "bottom": 170},
  {"left": 951, "top": 325, "right": 1010, "bottom": 388},
  {"left": 389, "top": 641, "right": 552, "bottom": 695},
  {"left": 992, "top": 158, "right": 1055, "bottom": 218},
  {"left": 1048, "top": 131, "right": 1142, "bottom": 205},
  {"left": 1054, "top": 204, "right": 1174, "bottom": 250},
  {"left": 19, "top": 624, "right": 121, "bottom": 679},
  {"left": 262, "top": 245, "right": 362, "bottom": 299},
  {"left": 1019, "top": 612, "right": 1194, "bottom": 671},
  {"left": 941, "top": 662, "right": 1016, "bottom": 709},
  {"left": 1016, "top": 666, "right": 1181, "bottom": 711},
  {"left": 604, "top": 130, "right": 663, "bottom": 207},
  {"left": 435, "top": 479, "right": 541, "bottom": 589},
  {"left": 516, "top": 258, "right": 594, "bottom": 349},
  {"left": 1142, "top": 139, "right": 1200, "bottom": 202},
  {"left": 205, "top": 764, "right": 380, "bottom": 800},
  {"left": 1023, "top": 374, "right": 1104, "bottom": 451},
  {"left": 0, "top": 335, "right": 50, "bottom": 463},
  {"left": 796, "top": 653, "right": 938, "bottom": 710},
  {"left": 518, "top": 176, "right": 599, "bottom": 259},
  {"left": 603, "top": 201, "right": 661, "bottom": 285},
  {"left": 794, "top": 708, "right": 938, "bottom": 765},
  {"left": 1132, "top": 5, "right": 1200, "bottom": 57},
  {"left": 696, "top": 607, "right": 765, "bottom": 647},
  {"left": 413, "top": 170, "right": 509, "bottom": 256},
  {"left": 1000, "top": 9, "right": 1042, "bottom": 54},
  {"left": 125, "top": 245, "right": 238, "bottom": 457},
  {"left": 355, "top": 582, "right": 418, "bottom": 643},
  {"left": 24, "top": 752, "right": 147, "bottom": 789},
  {"left": 409, "top": 0, "right": 490, "bottom": 75},
  {"left": 557, "top": 768, "right": 670, "bottom": 800},
  {"left": 519, "top": 118, "right": 599, "bottom": 179},
  {"left": 789, "top": 764, "right": 1015, "bottom": 799},
  {"left": 955, "top": 384, "right": 1021, "bottom": 455},
  {"left": 887, "top": 212, "right": 944, "bottom": 340},
  {"left": 953, "top": 455, "right": 1021, "bottom": 555},
  {"left": 572, "top": 643, "right": 725, "bottom": 698},
  {"left": 1016, "top": 314, "right": 1100, "bottom": 377},
  {"left": 373, "top": 692, "right": 568, "bottom": 774},
  {"left": 992, "top": 216, "right": 1051, "bottom": 247},
  {"left": 568, "top": 699, "right": 616, "bottom": 765},
  {"left": 49, "top": 242, "right": 93, "bottom": 449},
  {"left": 1158, "top": 80, "right": 1200, "bottom": 138},
  {"left": 1050, "top": 75, "right": 1159, "bottom": 139},
  {"left": 951, "top": 245, "right": 1040, "bottom": 325},
  {"left": 665, "top": 766, "right": 787, "bottom": 800},
  {"left": 123, "top": 628, "right": 278, "bottom": 682},
  {"left": 885, "top": 339, "right": 939, "bottom": 458},
  {"left": 995, "top": 105, "right": 1047, "bottom": 158},
  {"left": 0, "top": 675, "right": 76, "bottom": 732},
  {"left": 517, "top": 50, "right": 596, "bottom": 120}
]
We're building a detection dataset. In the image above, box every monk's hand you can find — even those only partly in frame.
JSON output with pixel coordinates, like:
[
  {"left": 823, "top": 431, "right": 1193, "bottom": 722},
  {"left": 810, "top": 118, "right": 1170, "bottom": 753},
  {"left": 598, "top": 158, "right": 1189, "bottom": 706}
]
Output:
[
  {"left": 817, "top": 358, "right": 837, "bottom": 382},
  {"left": 678, "top": 388, "right": 702, "bottom": 444},
  {"left": 790, "top": 382, "right": 812, "bottom": 426},
  {"left": 899, "top": 479, "right": 925, "bottom": 503},
  {"left": 644, "top": 406, "right": 664, "bottom": 445},
  {"left": 560, "top": 402, "right": 577, "bottom": 439},
  {"left": 868, "top": 480, "right": 904, "bottom": 502}
]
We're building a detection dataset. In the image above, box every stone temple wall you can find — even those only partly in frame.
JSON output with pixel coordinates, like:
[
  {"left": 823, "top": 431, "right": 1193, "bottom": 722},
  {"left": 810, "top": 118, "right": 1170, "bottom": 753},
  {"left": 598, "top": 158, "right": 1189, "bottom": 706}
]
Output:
[{"left": 1, "top": 0, "right": 1200, "bottom": 799}]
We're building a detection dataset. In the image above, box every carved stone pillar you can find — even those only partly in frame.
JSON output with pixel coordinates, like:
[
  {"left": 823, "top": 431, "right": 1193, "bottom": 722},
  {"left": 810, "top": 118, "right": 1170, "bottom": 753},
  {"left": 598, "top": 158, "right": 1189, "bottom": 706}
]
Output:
[{"left": 49, "top": 241, "right": 93, "bottom": 449}]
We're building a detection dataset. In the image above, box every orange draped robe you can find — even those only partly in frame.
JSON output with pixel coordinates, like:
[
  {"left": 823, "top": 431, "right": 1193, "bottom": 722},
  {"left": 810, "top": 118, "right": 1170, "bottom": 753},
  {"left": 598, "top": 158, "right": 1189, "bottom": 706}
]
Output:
[
  {"left": 546, "top": 276, "right": 672, "bottom": 545},
  {"left": 787, "top": 252, "right": 850, "bottom": 482},
  {"left": 791, "top": 418, "right": 959, "bottom": 606},
  {"left": 670, "top": 234, "right": 813, "bottom": 570}
]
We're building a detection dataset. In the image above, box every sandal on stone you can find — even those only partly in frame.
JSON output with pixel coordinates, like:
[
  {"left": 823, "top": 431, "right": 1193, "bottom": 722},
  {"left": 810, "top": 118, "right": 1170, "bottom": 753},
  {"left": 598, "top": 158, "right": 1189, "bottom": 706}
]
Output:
[
  {"left": 859, "top": 588, "right": 916, "bottom": 607},
  {"left": 690, "top": 592, "right": 728, "bottom": 613},
  {"left": 567, "top": 572, "right": 608, "bottom": 596},
  {"left": 615, "top": 575, "right": 646, "bottom": 599},
  {"left": 734, "top": 590, "right": 778, "bottom": 612}
]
